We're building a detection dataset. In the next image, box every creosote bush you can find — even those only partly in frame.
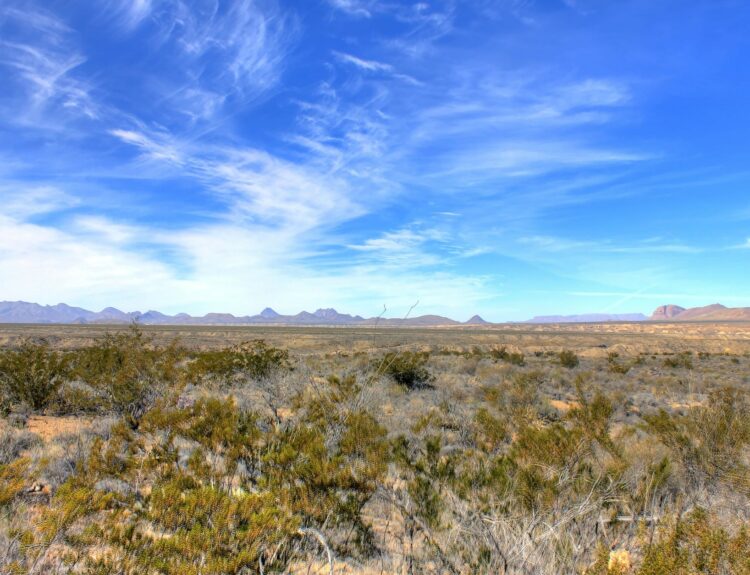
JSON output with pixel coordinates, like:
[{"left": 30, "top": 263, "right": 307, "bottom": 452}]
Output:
[
  {"left": 637, "top": 509, "right": 750, "bottom": 575},
  {"left": 378, "top": 350, "right": 434, "bottom": 389},
  {"left": 0, "top": 338, "right": 71, "bottom": 410},
  {"left": 187, "top": 339, "right": 291, "bottom": 383},
  {"left": 70, "top": 324, "right": 184, "bottom": 424},
  {"left": 559, "top": 348, "right": 580, "bottom": 369},
  {"left": 490, "top": 346, "right": 526, "bottom": 366},
  {"left": 662, "top": 352, "right": 694, "bottom": 369}
]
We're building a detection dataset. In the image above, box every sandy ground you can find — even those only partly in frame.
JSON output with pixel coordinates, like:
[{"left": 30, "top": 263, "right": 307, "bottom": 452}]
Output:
[{"left": 25, "top": 415, "right": 94, "bottom": 442}]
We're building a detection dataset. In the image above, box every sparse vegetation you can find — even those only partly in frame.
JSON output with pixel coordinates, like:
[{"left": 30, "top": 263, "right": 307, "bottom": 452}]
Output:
[
  {"left": 1, "top": 324, "right": 749, "bottom": 574},
  {"left": 378, "top": 350, "right": 434, "bottom": 389},
  {"left": 559, "top": 348, "right": 580, "bottom": 368}
]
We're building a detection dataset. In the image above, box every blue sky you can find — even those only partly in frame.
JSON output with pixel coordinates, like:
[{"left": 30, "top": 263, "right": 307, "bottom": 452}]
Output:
[{"left": 1, "top": 0, "right": 749, "bottom": 321}]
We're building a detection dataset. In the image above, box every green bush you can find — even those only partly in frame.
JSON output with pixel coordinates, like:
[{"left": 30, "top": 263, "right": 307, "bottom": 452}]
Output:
[
  {"left": 378, "top": 351, "right": 434, "bottom": 389},
  {"left": 0, "top": 339, "right": 71, "bottom": 410},
  {"left": 663, "top": 352, "right": 694, "bottom": 369},
  {"left": 490, "top": 346, "right": 525, "bottom": 366},
  {"left": 643, "top": 387, "right": 750, "bottom": 491},
  {"left": 188, "top": 339, "right": 291, "bottom": 382},
  {"left": 558, "top": 349, "right": 580, "bottom": 369},
  {"left": 637, "top": 509, "right": 750, "bottom": 575},
  {"left": 70, "top": 324, "right": 184, "bottom": 423}
]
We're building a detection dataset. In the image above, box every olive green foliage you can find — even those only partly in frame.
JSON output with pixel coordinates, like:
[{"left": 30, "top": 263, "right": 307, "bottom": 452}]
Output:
[
  {"left": 0, "top": 339, "right": 71, "bottom": 410},
  {"left": 187, "top": 339, "right": 291, "bottom": 382},
  {"left": 0, "top": 457, "right": 28, "bottom": 507},
  {"left": 663, "top": 352, "right": 694, "bottom": 369},
  {"left": 643, "top": 387, "right": 750, "bottom": 492},
  {"left": 70, "top": 324, "right": 184, "bottom": 423},
  {"left": 28, "top": 385, "right": 389, "bottom": 574},
  {"left": 490, "top": 346, "right": 526, "bottom": 366},
  {"left": 559, "top": 349, "right": 580, "bottom": 368},
  {"left": 378, "top": 350, "right": 434, "bottom": 389},
  {"left": 637, "top": 509, "right": 750, "bottom": 575}
]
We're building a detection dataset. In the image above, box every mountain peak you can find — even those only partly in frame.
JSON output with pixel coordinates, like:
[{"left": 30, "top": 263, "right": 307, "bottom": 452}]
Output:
[
  {"left": 650, "top": 303, "right": 750, "bottom": 321},
  {"left": 260, "top": 307, "right": 280, "bottom": 318},
  {"left": 313, "top": 308, "right": 340, "bottom": 319},
  {"left": 650, "top": 304, "right": 687, "bottom": 320},
  {"left": 465, "top": 314, "right": 488, "bottom": 324}
]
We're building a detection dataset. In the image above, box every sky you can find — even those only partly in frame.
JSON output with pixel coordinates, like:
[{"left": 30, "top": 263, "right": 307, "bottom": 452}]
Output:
[{"left": 1, "top": 0, "right": 749, "bottom": 321}]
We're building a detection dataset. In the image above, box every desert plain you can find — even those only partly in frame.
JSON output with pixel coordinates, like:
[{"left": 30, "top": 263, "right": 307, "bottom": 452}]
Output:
[{"left": 1, "top": 321, "right": 749, "bottom": 574}]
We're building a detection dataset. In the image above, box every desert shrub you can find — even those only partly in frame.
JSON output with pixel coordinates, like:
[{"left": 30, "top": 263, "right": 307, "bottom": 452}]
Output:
[
  {"left": 663, "top": 352, "right": 694, "bottom": 369},
  {"left": 53, "top": 380, "right": 104, "bottom": 414},
  {"left": 70, "top": 324, "right": 184, "bottom": 423},
  {"left": 0, "top": 339, "right": 71, "bottom": 410},
  {"left": 512, "top": 423, "right": 584, "bottom": 471},
  {"left": 33, "top": 386, "right": 392, "bottom": 573},
  {"left": 0, "top": 457, "right": 29, "bottom": 507},
  {"left": 637, "top": 509, "right": 750, "bottom": 575},
  {"left": 496, "top": 369, "right": 546, "bottom": 427},
  {"left": 490, "top": 346, "right": 525, "bottom": 365},
  {"left": 559, "top": 349, "right": 580, "bottom": 369},
  {"left": 568, "top": 384, "right": 620, "bottom": 457},
  {"left": 392, "top": 434, "right": 452, "bottom": 528},
  {"left": 474, "top": 407, "right": 508, "bottom": 452},
  {"left": 643, "top": 387, "right": 750, "bottom": 492},
  {"left": 188, "top": 339, "right": 291, "bottom": 383},
  {"left": 378, "top": 351, "right": 434, "bottom": 389},
  {"left": 607, "top": 351, "right": 631, "bottom": 374}
]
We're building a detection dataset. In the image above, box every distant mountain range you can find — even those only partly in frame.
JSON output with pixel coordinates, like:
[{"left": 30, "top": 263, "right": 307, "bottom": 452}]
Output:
[
  {"left": 0, "top": 301, "right": 487, "bottom": 327},
  {"left": 649, "top": 303, "right": 750, "bottom": 321},
  {"left": 526, "top": 304, "right": 750, "bottom": 323},
  {"left": 3, "top": 300, "right": 749, "bottom": 326},
  {"left": 523, "top": 313, "right": 648, "bottom": 324}
]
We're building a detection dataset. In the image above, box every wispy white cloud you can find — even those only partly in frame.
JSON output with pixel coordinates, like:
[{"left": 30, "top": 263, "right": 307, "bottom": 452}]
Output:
[
  {"left": 169, "top": 0, "right": 294, "bottom": 99},
  {"left": 428, "top": 142, "right": 646, "bottom": 182},
  {"left": 347, "top": 228, "right": 445, "bottom": 268},
  {"left": 519, "top": 235, "right": 701, "bottom": 254},
  {"left": 333, "top": 51, "right": 422, "bottom": 85},
  {"left": 333, "top": 51, "right": 393, "bottom": 73},
  {"left": 325, "top": 0, "right": 375, "bottom": 18},
  {"left": 109, "top": 129, "right": 184, "bottom": 165},
  {"left": 73, "top": 215, "right": 141, "bottom": 245},
  {"left": 106, "top": 0, "right": 153, "bottom": 30},
  {"left": 0, "top": 185, "right": 79, "bottom": 219},
  {"left": 110, "top": 125, "right": 362, "bottom": 231},
  {"left": 0, "top": 5, "right": 96, "bottom": 122},
  {"left": 291, "top": 81, "right": 391, "bottom": 175}
]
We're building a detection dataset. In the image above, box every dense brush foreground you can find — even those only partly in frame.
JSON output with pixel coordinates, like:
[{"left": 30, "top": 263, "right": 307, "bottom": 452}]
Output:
[{"left": 1, "top": 326, "right": 749, "bottom": 574}]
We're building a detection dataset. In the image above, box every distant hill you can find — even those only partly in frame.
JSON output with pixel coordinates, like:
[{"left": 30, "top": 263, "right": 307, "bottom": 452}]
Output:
[
  {"left": 524, "top": 313, "right": 648, "bottom": 324},
  {"left": 650, "top": 305, "right": 687, "bottom": 320},
  {"left": 650, "top": 303, "right": 750, "bottom": 321},
  {"left": 0, "top": 301, "right": 478, "bottom": 327}
]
